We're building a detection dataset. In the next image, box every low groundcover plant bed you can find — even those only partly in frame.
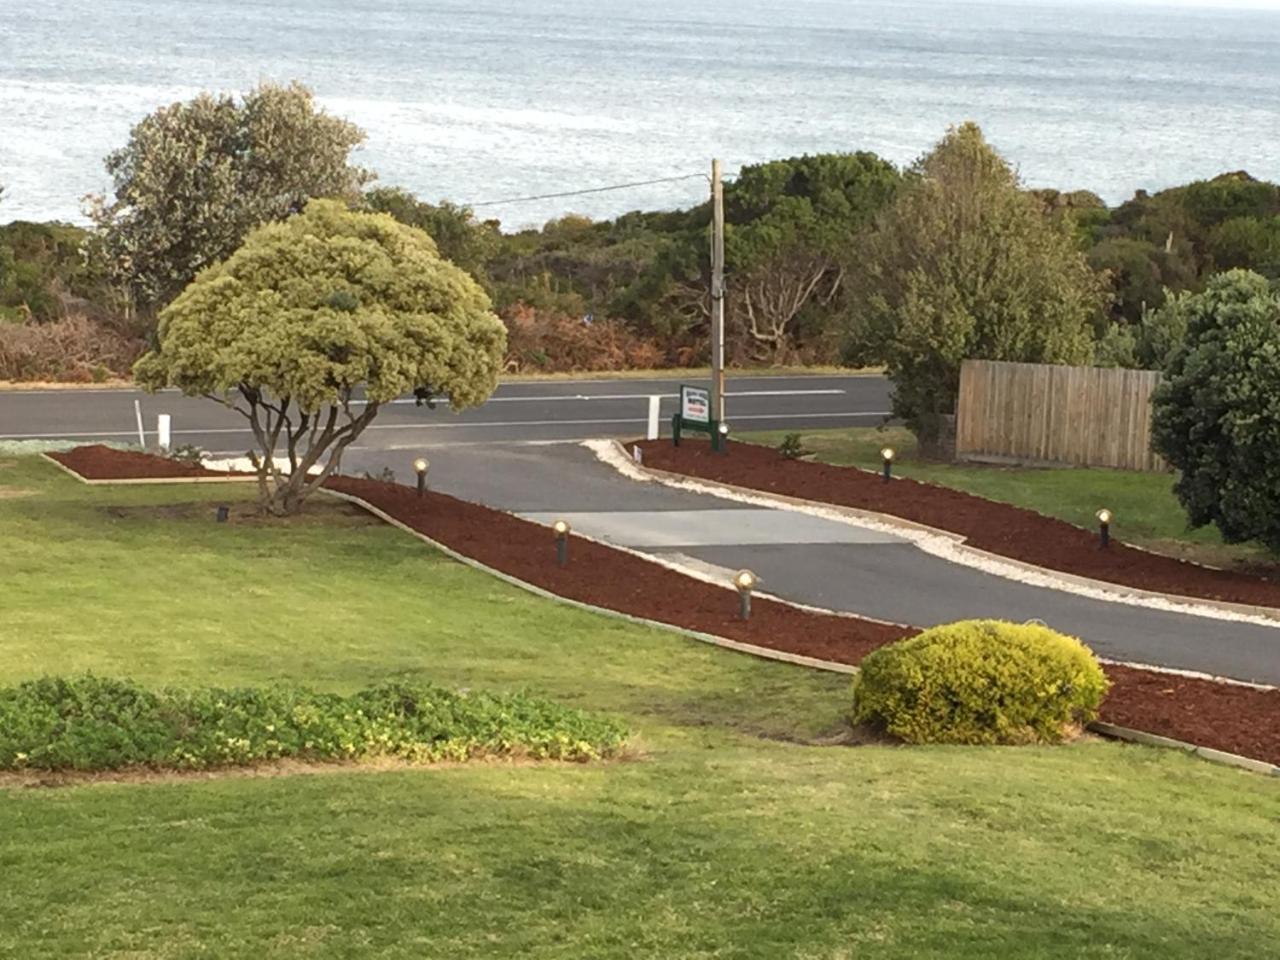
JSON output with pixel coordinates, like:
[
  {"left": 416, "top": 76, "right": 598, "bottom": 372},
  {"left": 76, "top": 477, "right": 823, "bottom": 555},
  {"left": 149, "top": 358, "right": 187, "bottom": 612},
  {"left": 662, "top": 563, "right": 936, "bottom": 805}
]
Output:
[{"left": 0, "top": 675, "right": 629, "bottom": 772}]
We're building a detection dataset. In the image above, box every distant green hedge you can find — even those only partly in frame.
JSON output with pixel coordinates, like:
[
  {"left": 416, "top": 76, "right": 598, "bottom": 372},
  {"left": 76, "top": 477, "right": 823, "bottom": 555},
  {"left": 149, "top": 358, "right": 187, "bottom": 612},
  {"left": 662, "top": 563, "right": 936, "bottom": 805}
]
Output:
[
  {"left": 851, "top": 620, "right": 1109, "bottom": 745},
  {"left": 0, "top": 676, "right": 629, "bottom": 771}
]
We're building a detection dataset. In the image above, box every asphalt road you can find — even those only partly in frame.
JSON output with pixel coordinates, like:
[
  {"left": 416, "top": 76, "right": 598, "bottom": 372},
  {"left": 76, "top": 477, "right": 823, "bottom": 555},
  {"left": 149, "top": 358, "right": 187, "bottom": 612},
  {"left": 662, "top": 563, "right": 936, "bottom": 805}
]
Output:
[
  {"left": 340, "top": 442, "right": 1280, "bottom": 687},
  {"left": 0, "top": 374, "right": 892, "bottom": 451},
  {"left": 8, "top": 372, "right": 1279, "bottom": 684}
]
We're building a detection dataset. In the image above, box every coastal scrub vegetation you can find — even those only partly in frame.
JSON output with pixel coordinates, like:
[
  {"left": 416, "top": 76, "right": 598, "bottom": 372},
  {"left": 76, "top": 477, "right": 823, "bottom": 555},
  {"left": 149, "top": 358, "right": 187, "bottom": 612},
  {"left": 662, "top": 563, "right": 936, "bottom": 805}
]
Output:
[
  {"left": 86, "top": 81, "right": 369, "bottom": 313},
  {"left": 2, "top": 82, "right": 1279, "bottom": 388}
]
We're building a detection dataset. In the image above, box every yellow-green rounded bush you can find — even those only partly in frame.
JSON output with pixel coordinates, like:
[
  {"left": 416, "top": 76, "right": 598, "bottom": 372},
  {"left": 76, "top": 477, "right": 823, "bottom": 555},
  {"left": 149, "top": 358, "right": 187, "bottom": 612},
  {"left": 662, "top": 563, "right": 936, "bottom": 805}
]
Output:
[{"left": 851, "top": 620, "right": 1110, "bottom": 744}]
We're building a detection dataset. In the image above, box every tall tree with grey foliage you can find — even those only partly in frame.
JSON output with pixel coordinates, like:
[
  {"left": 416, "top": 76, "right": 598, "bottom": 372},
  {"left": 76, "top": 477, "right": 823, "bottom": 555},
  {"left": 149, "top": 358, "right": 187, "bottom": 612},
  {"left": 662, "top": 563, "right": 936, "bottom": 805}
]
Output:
[{"left": 88, "top": 82, "right": 369, "bottom": 315}]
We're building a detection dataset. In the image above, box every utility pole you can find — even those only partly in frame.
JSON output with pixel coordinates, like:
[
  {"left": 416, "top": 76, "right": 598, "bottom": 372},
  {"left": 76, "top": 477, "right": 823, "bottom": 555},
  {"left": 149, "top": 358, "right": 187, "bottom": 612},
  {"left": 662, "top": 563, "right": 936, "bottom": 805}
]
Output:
[{"left": 710, "top": 158, "right": 726, "bottom": 430}]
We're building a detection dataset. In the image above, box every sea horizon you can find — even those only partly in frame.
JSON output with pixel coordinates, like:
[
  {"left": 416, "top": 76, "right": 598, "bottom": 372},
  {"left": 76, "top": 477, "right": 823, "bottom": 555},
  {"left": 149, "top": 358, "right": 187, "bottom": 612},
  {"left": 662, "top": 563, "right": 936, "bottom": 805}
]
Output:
[{"left": 2, "top": 0, "right": 1278, "bottom": 229}]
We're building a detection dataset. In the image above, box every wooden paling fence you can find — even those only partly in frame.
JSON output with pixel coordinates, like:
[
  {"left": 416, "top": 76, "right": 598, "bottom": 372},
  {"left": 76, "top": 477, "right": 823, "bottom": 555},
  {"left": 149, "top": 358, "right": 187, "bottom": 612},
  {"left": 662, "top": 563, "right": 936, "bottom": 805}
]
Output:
[{"left": 956, "top": 360, "right": 1166, "bottom": 472}]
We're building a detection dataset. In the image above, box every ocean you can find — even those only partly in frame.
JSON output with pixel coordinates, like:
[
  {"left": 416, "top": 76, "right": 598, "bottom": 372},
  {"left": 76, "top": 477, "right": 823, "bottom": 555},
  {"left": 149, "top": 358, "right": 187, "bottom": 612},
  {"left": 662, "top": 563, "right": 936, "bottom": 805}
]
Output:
[{"left": 1, "top": 0, "right": 1278, "bottom": 228}]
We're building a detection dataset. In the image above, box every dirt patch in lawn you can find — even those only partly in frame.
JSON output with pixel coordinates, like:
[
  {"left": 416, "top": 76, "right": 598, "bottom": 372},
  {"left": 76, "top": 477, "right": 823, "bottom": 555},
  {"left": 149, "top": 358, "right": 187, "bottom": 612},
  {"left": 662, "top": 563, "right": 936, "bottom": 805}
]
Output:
[
  {"left": 636, "top": 439, "right": 1280, "bottom": 611},
  {"left": 98, "top": 499, "right": 379, "bottom": 527},
  {"left": 46, "top": 445, "right": 1280, "bottom": 768},
  {"left": 0, "top": 486, "right": 31, "bottom": 499}
]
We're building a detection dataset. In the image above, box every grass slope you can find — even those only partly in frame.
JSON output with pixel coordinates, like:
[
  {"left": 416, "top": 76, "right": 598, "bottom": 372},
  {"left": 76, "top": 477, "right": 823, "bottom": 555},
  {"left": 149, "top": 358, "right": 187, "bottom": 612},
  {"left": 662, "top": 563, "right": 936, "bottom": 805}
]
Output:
[
  {"left": 743, "top": 427, "right": 1278, "bottom": 571},
  {"left": 1, "top": 456, "right": 1277, "bottom": 959}
]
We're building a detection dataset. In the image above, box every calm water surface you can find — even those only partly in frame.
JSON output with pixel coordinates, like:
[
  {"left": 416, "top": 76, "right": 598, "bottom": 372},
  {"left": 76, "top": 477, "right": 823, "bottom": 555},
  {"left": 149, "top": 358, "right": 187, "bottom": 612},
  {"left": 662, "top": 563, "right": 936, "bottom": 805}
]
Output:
[{"left": 2, "top": 0, "right": 1277, "bottom": 225}]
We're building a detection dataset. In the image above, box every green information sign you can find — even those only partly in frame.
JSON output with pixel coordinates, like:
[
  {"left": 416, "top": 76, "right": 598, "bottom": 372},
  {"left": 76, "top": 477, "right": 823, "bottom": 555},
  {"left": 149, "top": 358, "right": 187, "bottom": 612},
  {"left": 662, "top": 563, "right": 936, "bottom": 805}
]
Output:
[{"left": 672, "top": 384, "right": 725, "bottom": 451}]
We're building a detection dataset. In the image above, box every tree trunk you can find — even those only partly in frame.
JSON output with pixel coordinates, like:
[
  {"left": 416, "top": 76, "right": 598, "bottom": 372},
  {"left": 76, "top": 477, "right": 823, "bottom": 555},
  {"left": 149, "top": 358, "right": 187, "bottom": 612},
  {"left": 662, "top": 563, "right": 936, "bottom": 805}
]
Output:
[{"left": 236, "top": 390, "right": 379, "bottom": 516}]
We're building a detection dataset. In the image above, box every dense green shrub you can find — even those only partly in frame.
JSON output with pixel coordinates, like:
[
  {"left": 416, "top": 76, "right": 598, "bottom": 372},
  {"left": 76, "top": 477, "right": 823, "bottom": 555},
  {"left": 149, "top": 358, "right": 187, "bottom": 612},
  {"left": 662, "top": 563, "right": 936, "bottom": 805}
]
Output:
[
  {"left": 851, "top": 620, "right": 1109, "bottom": 744},
  {"left": 0, "top": 676, "right": 628, "bottom": 771},
  {"left": 1150, "top": 270, "right": 1280, "bottom": 552}
]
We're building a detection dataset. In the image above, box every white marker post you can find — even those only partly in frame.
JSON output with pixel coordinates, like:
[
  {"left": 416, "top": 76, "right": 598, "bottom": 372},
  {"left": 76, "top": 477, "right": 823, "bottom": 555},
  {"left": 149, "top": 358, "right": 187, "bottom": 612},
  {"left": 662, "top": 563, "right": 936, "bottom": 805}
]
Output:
[
  {"left": 157, "top": 414, "right": 172, "bottom": 453},
  {"left": 646, "top": 395, "right": 661, "bottom": 441},
  {"left": 133, "top": 400, "right": 146, "bottom": 448}
]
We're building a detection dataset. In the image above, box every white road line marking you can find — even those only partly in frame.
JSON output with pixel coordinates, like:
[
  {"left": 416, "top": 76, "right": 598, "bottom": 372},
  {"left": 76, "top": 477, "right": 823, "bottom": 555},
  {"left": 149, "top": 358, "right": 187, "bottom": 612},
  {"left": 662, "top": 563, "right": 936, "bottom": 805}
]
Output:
[
  {"left": 0, "top": 374, "right": 876, "bottom": 398},
  {"left": 360, "top": 388, "right": 848, "bottom": 405},
  {"left": 0, "top": 410, "right": 892, "bottom": 441}
]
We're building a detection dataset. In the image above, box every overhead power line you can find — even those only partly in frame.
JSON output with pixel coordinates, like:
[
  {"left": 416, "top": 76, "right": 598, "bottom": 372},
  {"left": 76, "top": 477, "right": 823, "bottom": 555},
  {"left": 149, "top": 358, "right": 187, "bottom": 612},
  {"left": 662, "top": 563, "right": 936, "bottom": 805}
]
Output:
[{"left": 466, "top": 172, "right": 707, "bottom": 209}]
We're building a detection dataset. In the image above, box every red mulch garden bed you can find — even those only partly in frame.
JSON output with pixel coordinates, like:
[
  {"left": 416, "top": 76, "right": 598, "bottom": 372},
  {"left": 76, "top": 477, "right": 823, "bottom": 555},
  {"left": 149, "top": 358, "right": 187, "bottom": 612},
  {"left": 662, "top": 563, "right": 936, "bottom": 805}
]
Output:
[
  {"left": 326, "top": 475, "right": 907, "bottom": 665},
  {"left": 45, "top": 445, "right": 1280, "bottom": 767},
  {"left": 50, "top": 445, "right": 243, "bottom": 479},
  {"left": 637, "top": 439, "right": 1280, "bottom": 610},
  {"left": 1103, "top": 665, "right": 1280, "bottom": 766}
]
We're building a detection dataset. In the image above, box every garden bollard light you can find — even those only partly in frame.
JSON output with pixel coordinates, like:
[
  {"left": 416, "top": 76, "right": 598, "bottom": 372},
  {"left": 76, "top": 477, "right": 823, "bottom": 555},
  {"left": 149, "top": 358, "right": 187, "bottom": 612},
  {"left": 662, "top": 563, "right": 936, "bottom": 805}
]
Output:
[
  {"left": 413, "top": 458, "right": 429, "bottom": 498},
  {"left": 554, "top": 519, "right": 571, "bottom": 567},
  {"left": 1096, "top": 508, "right": 1112, "bottom": 548},
  {"left": 734, "top": 569, "right": 757, "bottom": 621},
  {"left": 881, "top": 447, "right": 895, "bottom": 482},
  {"left": 716, "top": 421, "right": 730, "bottom": 454}
]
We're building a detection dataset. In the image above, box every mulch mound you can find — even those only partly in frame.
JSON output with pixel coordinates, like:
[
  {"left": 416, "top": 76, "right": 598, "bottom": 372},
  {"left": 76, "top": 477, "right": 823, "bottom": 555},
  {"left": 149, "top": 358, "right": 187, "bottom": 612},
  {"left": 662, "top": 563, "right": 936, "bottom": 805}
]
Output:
[
  {"left": 44, "top": 445, "right": 1280, "bottom": 767},
  {"left": 50, "top": 444, "right": 241, "bottom": 479},
  {"left": 637, "top": 439, "right": 1280, "bottom": 610}
]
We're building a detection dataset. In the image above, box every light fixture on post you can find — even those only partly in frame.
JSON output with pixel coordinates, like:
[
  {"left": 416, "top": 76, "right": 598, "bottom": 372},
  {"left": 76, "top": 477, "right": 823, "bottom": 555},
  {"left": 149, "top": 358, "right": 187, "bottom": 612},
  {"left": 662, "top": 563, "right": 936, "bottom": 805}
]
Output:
[
  {"left": 1096, "top": 508, "right": 1113, "bottom": 548},
  {"left": 734, "top": 568, "right": 757, "bottom": 620},
  {"left": 553, "top": 519, "right": 571, "bottom": 567},
  {"left": 413, "top": 458, "right": 430, "bottom": 498},
  {"left": 880, "top": 447, "right": 895, "bottom": 483},
  {"left": 716, "top": 421, "right": 730, "bottom": 454}
]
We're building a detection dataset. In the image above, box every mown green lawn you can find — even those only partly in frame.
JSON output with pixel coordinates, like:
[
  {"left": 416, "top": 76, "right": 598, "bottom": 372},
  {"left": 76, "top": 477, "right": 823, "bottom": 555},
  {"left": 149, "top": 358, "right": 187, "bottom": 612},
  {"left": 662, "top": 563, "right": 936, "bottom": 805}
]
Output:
[
  {"left": 743, "top": 427, "right": 1279, "bottom": 572},
  {"left": 1, "top": 455, "right": 1277, "bottom": 959}
]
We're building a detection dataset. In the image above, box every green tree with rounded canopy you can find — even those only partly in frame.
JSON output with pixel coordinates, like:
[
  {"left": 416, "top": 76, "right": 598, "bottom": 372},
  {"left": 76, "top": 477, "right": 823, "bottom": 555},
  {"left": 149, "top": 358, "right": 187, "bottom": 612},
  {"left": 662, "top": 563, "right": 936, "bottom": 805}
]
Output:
[
  {"left": 725, "top": 152, "right": 901, "bottom": 362},
  {"left": 1150, "top": 270, "right": 1280, "bottom": 552},
  {"left": 847, "top": 123, "right": 1103, "bottom": 453},
  {"left": 363, "top": 187, "right": 501, "bottom": 286},
  {"left": 89, "top": 82, "right": 369, "bottom": 315},
  {"left": 134, "top": 200, "right": 506, "bottom": 515}
]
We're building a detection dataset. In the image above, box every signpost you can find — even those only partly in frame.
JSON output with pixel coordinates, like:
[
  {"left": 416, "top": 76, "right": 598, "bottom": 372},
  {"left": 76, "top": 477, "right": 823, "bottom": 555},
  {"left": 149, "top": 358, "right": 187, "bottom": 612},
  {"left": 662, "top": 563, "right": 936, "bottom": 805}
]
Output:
[{"left": 672, "top": 384, "right": 725, "bottom": 452}]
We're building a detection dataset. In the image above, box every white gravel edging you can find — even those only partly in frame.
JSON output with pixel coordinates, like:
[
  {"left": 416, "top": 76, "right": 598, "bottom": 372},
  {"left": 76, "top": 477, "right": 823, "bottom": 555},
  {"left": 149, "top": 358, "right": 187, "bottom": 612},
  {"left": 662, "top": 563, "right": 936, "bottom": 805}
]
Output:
[
  {"left": 587, "top": 440, "right": 1280, "bottom": 633},
  {"left": 38, "top": 453, "right": 258, "bottom": 485}
]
